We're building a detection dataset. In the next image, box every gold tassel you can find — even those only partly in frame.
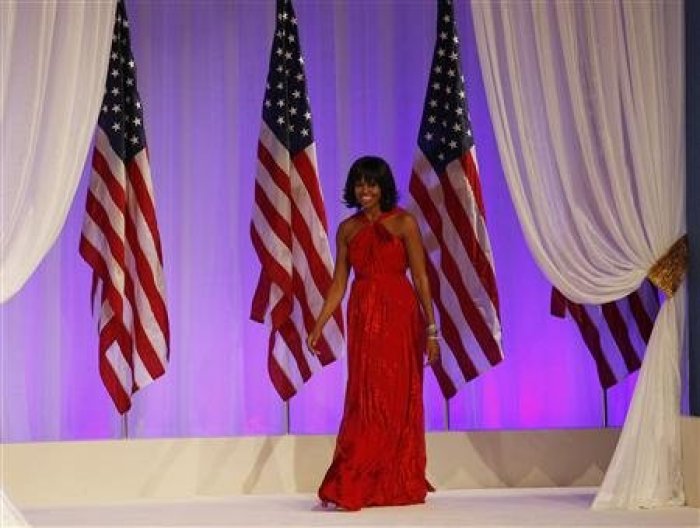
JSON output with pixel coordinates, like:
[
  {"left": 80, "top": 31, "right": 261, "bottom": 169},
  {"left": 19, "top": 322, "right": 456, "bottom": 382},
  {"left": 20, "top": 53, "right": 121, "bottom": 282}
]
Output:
[{"left": 647, "top": 234, "right": 688, "bottom": 297}]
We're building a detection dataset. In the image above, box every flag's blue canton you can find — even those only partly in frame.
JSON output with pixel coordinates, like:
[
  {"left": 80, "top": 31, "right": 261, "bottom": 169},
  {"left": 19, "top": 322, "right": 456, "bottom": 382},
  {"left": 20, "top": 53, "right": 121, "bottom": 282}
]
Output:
[
  {"left": 98, "top": 0, "right": 146, "bottom": 163},
  {"left": 262, "top": 0, "right": 313, "bottom": 156},
  {"left": 418, "top": 0, "right": 473, "bottom": 175}
]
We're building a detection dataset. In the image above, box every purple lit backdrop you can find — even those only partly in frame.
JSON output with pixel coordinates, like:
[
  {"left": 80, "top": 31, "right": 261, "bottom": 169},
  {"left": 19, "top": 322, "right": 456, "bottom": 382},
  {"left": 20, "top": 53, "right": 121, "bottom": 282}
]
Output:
[{"left": 0, "top": 0, "right": 635, "bottom": 442}]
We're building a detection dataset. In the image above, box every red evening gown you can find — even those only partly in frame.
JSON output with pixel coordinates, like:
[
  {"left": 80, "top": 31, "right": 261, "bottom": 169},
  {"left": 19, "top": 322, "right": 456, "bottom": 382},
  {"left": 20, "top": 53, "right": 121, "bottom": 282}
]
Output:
[{"left": 318, "top": 208, "right": 432, "bottom": 511}]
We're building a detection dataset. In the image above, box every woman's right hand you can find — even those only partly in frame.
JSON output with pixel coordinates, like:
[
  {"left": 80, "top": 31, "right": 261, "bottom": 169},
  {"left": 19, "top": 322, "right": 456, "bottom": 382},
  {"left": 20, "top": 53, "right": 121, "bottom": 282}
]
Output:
[{"left": 307, "top": 327, "right": 321, "bottom": 355}]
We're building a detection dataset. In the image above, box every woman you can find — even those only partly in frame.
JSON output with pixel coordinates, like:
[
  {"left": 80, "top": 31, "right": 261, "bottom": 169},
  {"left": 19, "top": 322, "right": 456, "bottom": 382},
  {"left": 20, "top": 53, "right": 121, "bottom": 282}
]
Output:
[{"left": 307, "top": 155, "right": 440, "bottom": 511}]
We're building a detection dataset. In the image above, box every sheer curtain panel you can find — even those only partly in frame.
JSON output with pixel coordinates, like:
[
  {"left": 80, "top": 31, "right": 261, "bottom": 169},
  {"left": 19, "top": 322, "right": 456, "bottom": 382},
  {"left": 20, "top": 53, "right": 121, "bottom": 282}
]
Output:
[
  {"left": 0, "top": 0, "right": 116, "bottom": 303},
  {"left": 472, "top": 0, "right": 685, "bottom": 509},
  {"left": 0, "top": 0, "right": 632, "bottom": 444}
]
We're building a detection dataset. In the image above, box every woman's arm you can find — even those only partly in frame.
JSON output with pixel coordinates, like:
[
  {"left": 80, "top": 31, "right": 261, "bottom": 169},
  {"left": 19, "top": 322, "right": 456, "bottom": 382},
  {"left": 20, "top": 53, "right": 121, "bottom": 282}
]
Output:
[
  {"left": 402, "top": 213, "right": 440, "bottom": 364},
  {"left": 307, "top": 222, "right": 351, "bottom": 352}
]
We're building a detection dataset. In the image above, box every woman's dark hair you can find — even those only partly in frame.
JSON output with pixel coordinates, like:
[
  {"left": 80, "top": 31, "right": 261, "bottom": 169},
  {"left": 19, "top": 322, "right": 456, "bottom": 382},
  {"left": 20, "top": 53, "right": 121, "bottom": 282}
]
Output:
[{"left": 342, "top": 156, "right": 398, "bottom": 212}]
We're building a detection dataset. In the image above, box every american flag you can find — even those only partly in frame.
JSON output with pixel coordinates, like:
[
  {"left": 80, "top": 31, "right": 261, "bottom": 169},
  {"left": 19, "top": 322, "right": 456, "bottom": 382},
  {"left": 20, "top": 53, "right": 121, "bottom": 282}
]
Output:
[
  {"left": 409, "top": 0, "right": 503, "bottom": 398},
  {"left": 551, "top": 282, "right": 660, "bottom": 388},
  {"left": 79, "top": 0, "right": 169, "bottom": 414},
  {"left": 250, "top": 0, "right": 344, "bottom": 399}
]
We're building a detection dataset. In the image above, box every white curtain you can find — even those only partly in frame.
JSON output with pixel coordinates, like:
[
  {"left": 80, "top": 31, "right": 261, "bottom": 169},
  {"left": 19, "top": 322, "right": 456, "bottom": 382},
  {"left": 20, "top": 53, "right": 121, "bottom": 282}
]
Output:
[
  {"left": 0, "top": 0, "right": 638, "bottom": 444},
  {"left": 472, "top": 0, "right": 685, "bottom": 509},
  {"left": 0, "top": 489, "right": 28, "bottom": 527},
  {"left": 0, "top": 0, "right": 116, "bottom": 303}
]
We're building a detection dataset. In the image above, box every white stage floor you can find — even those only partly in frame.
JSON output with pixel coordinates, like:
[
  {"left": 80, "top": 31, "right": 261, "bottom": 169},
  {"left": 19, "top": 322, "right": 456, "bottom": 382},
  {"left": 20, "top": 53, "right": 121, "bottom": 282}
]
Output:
[{"left": 21, "top": 487, "right": 700, "bottom": 527}]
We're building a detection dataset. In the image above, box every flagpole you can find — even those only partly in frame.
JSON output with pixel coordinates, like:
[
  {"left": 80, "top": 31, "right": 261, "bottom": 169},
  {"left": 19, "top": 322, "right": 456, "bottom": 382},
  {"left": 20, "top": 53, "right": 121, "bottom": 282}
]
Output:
[
  {"left": 284, "top": 400, "right": 291, "bottom": 435},
  {"left": 121, "top": 413, "right": 129, "bottom": 439},
  {"left": 445, "top": 397, "right": 451, "bottom": 431},
  {"left": 602, "top": 387, "right": 609, "bottom": 428}
]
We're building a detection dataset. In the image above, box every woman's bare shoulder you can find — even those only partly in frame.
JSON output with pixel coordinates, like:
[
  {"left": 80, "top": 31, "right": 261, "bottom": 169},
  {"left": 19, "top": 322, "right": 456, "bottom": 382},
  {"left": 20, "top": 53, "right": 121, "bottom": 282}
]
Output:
[
  {"left": 393, "top": 208, "right": 419, "bottom": 230},
  {"left": 337, "top": 212, "right": 363, "bottom": 239},
  {"left": 339, "top": 213, "right": 361, "bottom": 229}
]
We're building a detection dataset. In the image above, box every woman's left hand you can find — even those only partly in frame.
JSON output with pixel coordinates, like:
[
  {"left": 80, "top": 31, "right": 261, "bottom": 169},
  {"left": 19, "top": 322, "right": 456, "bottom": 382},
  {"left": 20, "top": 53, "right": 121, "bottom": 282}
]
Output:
[{"left": 426, "top": 339, "right": 440, "bottom": 365}]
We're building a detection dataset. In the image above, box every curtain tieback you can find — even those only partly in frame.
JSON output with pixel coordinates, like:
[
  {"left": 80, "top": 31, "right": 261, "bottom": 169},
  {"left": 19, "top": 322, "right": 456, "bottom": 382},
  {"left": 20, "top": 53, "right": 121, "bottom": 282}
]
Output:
[{"left": 647, "top": 234, "right": 688, "bottom": 297}]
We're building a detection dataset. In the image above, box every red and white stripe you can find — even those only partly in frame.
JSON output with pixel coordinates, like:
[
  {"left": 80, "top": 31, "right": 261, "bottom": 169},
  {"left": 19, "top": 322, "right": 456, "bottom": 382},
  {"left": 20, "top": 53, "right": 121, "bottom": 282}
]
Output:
[
  {"left": 409, "top": 148, "right": 503, "bottom": 398},
  {"left": 551, "top": 281, "right": 659, "bottom": 388},
  {"left": 80, "top": 128, "right": 169, "bottom": 414},
  {"left": 250, "top": 122, "right": 344, "bottom": 400}
]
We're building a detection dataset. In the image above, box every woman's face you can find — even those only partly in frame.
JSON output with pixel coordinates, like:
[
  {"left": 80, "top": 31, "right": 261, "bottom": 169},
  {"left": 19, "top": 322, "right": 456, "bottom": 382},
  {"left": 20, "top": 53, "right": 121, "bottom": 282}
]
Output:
[{"left": 354, "top": 178, "right": 381, "bottom": 210}]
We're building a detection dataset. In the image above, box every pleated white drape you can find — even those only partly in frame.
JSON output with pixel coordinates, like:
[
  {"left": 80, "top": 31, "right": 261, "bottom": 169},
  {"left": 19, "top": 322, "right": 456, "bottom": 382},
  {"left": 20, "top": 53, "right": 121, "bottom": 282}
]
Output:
[
  {"left": 0, "top": 0, "right": 639, "bottom": 443},
  {"left": 0, "top": 489, "right": 28, "bottom": 526},
  {"left": 0, "top": 0, "right": 116, "bottom": 303},
  {"left": 472, "top": 0, "right": 685, "bottom": 508}
]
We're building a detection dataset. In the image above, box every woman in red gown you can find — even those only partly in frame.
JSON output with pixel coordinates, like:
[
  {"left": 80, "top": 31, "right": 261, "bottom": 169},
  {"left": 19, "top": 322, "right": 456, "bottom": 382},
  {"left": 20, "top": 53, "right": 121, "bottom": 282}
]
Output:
[{"left": 307, "top": 156, "right": 440, "bottom": 511}]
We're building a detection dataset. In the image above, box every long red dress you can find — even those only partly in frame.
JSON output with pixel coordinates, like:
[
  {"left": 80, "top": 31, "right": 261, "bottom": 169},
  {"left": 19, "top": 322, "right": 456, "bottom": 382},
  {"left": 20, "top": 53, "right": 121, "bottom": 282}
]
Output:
[{"left": 318, "top": 208, "right": 431, "bottom": 511}]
